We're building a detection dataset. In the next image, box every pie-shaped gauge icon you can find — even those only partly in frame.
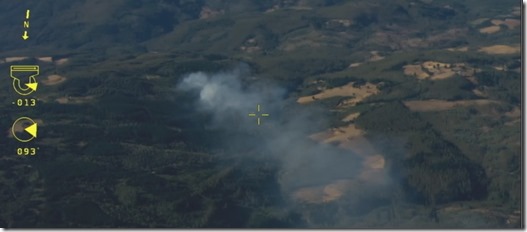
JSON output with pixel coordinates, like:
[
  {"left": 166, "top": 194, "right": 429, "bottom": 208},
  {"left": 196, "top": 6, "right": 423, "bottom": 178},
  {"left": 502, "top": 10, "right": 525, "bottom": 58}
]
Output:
[{"left": 11, "top": 117, "right": 38, "bottom": 142}]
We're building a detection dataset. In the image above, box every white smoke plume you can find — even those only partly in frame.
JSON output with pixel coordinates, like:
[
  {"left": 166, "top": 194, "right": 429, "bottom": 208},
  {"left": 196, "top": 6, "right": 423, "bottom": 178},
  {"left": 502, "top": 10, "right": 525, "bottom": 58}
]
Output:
[{"left": 177, "top": 65, "right": 392, "bottom": 201}]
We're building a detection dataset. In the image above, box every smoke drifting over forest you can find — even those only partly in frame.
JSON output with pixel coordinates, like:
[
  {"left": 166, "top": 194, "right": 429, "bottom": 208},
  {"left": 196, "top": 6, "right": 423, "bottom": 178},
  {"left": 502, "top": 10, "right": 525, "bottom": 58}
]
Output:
[{"left": 177, "top": 66, "right": 393, "bottom": 199}]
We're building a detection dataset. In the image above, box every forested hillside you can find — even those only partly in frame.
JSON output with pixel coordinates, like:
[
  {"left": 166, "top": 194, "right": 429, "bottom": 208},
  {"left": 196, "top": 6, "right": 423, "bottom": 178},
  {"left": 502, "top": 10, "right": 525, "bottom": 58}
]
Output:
[{"left": 0, "top": 0, "right": 522, "bottom": 228}]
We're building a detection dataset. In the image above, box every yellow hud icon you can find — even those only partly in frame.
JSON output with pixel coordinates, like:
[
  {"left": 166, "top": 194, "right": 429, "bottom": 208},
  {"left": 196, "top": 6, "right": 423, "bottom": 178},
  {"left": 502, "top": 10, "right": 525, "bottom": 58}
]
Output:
[
  {"left": 11, "top": 117, "right": 38, "bottom": 142},
  {"left": 10, "top": 65, "right": 39, "bottom": 96},
  {"left": 248, "top": 104, "right": 270, "bottom": 125}
]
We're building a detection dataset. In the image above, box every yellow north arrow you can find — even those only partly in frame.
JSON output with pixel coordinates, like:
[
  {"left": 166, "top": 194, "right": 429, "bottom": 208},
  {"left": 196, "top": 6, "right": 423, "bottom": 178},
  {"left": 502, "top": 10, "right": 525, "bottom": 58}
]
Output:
[
  {"left": 24, "top": 123, "right": 38, "bottom": 138},
  {"left": 22, "top": 31, "right": 29, "bottom": 40},
  {"left": 25, "top": 82, "right": 38, "bottom": 91}
]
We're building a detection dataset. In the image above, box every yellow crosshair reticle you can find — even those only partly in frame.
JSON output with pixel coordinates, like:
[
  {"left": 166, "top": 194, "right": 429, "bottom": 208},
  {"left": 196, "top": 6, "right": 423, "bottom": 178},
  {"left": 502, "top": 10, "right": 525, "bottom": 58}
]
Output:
[
  {"left": 248, "top": 104, "right": 270, "bottom": 125},
  {"left": 11, "top": 117, "right": 38, "bottom": 142},
  {"left": 10, "top": 65, "right": 39, "bottom": 96}
]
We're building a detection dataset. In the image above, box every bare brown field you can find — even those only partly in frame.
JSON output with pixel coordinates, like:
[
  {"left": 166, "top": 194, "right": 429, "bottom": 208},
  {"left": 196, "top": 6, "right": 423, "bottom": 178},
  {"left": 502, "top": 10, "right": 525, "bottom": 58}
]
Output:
[
  {"left": 199, "top": 6, "right": 224, "bottom": 19},
  {"left": 403, "top": 64, "right": 429, "bottom": 79},
  {"left": 298, "top": 103, "right": 389, "bottom": 203},
  {"left": 479, "top": 25, "right": 501, "bottom": 34},
  {"left": 56, "top": 95, "right": 96, "bottom": 104},
  {"left": 342, "top": 112, "right": 360, "bottom": 122},
  {"left": 291, "top": 179, "right": 357, "bottom": 203},
  {"left": 297, "top": 82, "right": 379, "bottom": 106},
  {"left": 348, "top": 62, "right": 362, "bottom": 68},
  {"left": 292, "top": 152, "right": 386, "bottom": 203},
  {"left": 503, "top": 19, "right": 521, "bottom": 28},
  {"left": 369, "top": 51, "right": 385, "bottom": 62},
  {"left": 42, "top": 75, "right": 67, "bottom": 86},
  {"left": 54, "top": 58, "right": 69, "bottom": 65},
  {"left": 404, "top": 61, "right": 474, "bottom": 80},
  {"left": 309, "top": 124, "right": 364, "bottom": 144},
  {"left": 477, "top": 17, "right": 519, "bottom": 34},
  {"left": 37, "top": 57, "right": 53, "bottom": 63},
  {"left": 5, "top": 57, "right": 29, "bottom": 63},
  {"left": 446, "top": 46, "right": 469, "bottom": 52},
  {"left": 479, "top": 45, "right": 520, "bottom": 54},
  {"left": 291, "top": 152, "right": 387, "bottom": 203},
  {"left": 472, "top": 89, "right": 487, "bottom": 97},
  {"left": 491, "top": 18, "right": 521, "bottom": 29}
]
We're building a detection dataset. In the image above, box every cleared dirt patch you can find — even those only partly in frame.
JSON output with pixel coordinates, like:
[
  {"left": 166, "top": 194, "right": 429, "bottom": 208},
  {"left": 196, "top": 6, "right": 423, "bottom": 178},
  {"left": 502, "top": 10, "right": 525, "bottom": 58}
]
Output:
[
  {"left": 491, "top": 18, "right": 521, "bottom": 29},
  {"left": 422, "top": 61, "right": 450, "bottom": 70},
  {"left": 358, "top": 167, "right": 386, "bottom": 184},
  {"left": 369, "top": 51, "right": 384, "bottom": 62},
  {"left": 342, "top": 112, "right": 360, "bottom": 122},
  {"left": 479, "top": 25, "right": 501, "bottom": 34},
  {"left": 472, "top": 89, "right": 486, "bottom": 97},
  {"left": 479, "top": 45, "right": 520, "bottom": 54},
  {"left": 37, "top": 57, "right": 53, "bottom": 63},
  {"left": 404, "top": 61, "right": 472, "bottom": 80},
  {"left": 295, "top": 112, "right": 388, "bottom": 203},
  {"left": 328, "top": 19, "right": 353, "bottom": 27},
  {"left": 199, "top": 6, "right": 224, "bottom": 19},
  {"left": 338, "top": 135, "right": 378, "bottom": 156},
  {"left": 292, "top": 179, "right": 356, "bottom": 203},
  {"left": 503, "top": 19, "right": 520, "bottom": 28},
  {"left": 404, "top": 99, "right": 501, "bottom": 112},
  {"left": 347, "top": 51, "right": 383, "bottom": 69},
  {"left": 348, "top": 62, "right": 362, "bottom": 68},
  {"left": 54, "top": 58, "right": 69, "bottom": 65},
  {"left": 3, "top": 56, "right": 70, "bottom": 65},
  {"left": 321, "top": 179, "right": 354, "bottom": 202},
  {"left": 431, "top": 70, "right": 456, "bottom": 80},
  {"left": 56, "top": 95, "right": 96, "bottom": 104},
  {"left": 5, "top": 57, "right": 29, "bottom": 63},
  {"left": 291, "top": 153, "right": 387, "bottom": 203},
  {"left": 363, "top": 154, "right": 385, "bottom": 170},
  {"left": 297, "top": 82, "right": 379, "bottom": 106},
  {"left": 403, "top": 64, "right": 429, "bottom": 79},
  {"left": 310, "top": 124, "right": 380, "bottom": 158},
  {"left": 466, "top": 76, "right": 478, "bottom": 84},
  {"left": 296, "top": 88, "right": 389, "bottom": 203},
  {"left": 490, "top": 19, "right": 504, "bottom": 25},
  {"left": 240, "top": 45, "right": 261, "bottom": 53},
  {"left": 309, "top": 124, "right": 364, "bottom": 144},
  {"left": 493, "top": 65, "right": 507, "bottom": 71},
  {"left": 42, "top": 75, "right": 67, "bottom": 86},
  {"left": 477, "top": 18, "right": 519, "bottom": 34},
  {"left": 446, "top": 46, "right": 468, "bottom": 52}
]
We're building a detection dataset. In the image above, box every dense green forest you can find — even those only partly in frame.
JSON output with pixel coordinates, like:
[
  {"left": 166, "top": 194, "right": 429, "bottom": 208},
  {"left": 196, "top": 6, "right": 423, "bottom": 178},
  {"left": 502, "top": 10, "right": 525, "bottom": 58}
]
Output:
[{"left": 0, "top": 0, "right": 522, "bottom": 228}]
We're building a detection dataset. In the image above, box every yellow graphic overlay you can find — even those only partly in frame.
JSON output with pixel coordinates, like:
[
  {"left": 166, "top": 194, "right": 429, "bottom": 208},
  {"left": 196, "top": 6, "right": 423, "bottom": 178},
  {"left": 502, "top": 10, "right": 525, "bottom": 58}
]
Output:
[
  {"left": 22, "top": 9, "right": 30, "bottom": 40},
  {"left": 11, "top": 117, "right": 38, "bottom": 142},
  {"left": 248, "top": 104, "right": 270, "bottom": 125},
  {"left": 14, "top": 98, "right": 37, "bottom": 107},
  {"left": 10, "top": 65, "right": 39, "bottom": 96},
  {"left": 17, "top": 147, "right": 37, "bottom": 156}
]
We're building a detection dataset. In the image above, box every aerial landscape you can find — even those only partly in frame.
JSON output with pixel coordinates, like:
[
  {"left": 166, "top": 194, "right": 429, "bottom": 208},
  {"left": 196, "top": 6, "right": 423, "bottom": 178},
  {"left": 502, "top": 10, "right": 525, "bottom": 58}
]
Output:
[{"left": 0, "top": 0, "right": 522, "bottom": 228}]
